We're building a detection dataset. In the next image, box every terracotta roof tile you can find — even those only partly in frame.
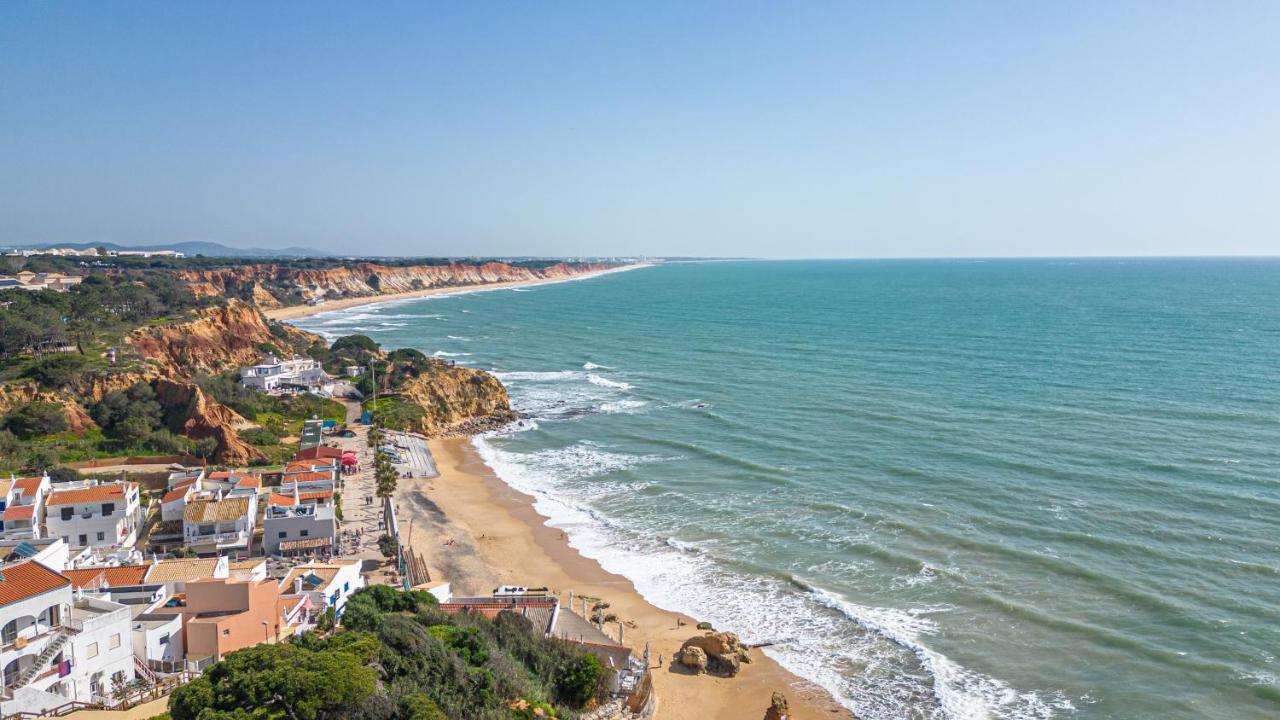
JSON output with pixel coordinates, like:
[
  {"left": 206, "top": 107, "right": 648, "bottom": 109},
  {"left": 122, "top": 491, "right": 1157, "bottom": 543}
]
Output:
[
  {"left": 2, "top": 505, "right": 34, "bottom": 521},
  {"left": 13, "top": 477, "right": 45, "bottom": 496},
  {"left": 162, "top": 487, "right": 190, "bottom": 504},
  {"left": 62, "top": 565, "right": 149, "bottom": 589},
  {"left": 145, "top": 558, "right": 220, "bottom": 583},
  {"left": 281, "top": 472, "right": 334, "bottom": 484},
  {"left": 184, "top": 497, "right": 251, "bottom": 523},
  {"left": 47, "top": 483, "right": 135, "bottom": 506},
  {"left": 268, "top": 490, "right": 333, "bottom": 507},
  {"left": 0, "top": 560, "right": 70, "bottom": 607}
]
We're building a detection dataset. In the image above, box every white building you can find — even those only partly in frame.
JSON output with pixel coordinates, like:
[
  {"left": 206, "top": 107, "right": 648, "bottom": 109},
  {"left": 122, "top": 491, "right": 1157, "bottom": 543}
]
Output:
[
  {"left": 278, "top": 560, "right": 365, "bottom": 617},
  {"left": 239, "top": 353, "right": 331, "bottom": 394},
  {"left": 0, "top": 560, "right": 135, "bottom": 716},
  {"left": 182, "top": 494, "right": 256, "bottom": 554},
  {"left": 45, "top": 482, "right": 141, "bottom": 551},
  {"left": 129, "top": 613, "right": 184, "bottom": 673},
  {"left": 1, "top": 475, "right": 50, "bottom": 541},
  {"left": 264, "top": 503, "right": 336, "bottom": 557}
]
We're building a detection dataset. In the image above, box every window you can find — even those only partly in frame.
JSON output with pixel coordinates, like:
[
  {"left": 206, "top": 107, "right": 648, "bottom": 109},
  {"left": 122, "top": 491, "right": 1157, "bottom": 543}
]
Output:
[
  {"left": 300, "top": 530, "right": 309, "bottom": 537},
  {"left": 278, "top": 531, "right": 287, "bottom": 539},
  {"left": 78, "top": 534, "right": 87, "bottom": 546},
  {"left": 109, "top": 633, "right": 120, "bottom": 649},
  {"left": 86, "top": 642, "right": 99, "bottom": 659},
  {"left": 101, "top": 503, "right": 115, "bottom": 515},
  {"left": 96, "top": 531, "right": 105, "bottom": 542},
  {"left": 343, "top": 582, "right": 349, "bottom": 592},
  {"left": 222, "top": 629, "right": 230, "bottom": 636},
  {"left": 158, "top": 633, "right": 169, "bottom": 645},
  {"left": 61, "top": 508, "right": 73, "bottom": 521}
]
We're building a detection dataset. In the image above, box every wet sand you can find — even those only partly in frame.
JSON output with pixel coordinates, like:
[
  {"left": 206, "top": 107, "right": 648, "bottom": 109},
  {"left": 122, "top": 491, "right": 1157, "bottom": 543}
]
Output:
[
  {"left": 396, "top": 438, "right": 855, "bottom": 720},
  {"left": 263, "top": 264, "right": 647, "bottom": 321}
]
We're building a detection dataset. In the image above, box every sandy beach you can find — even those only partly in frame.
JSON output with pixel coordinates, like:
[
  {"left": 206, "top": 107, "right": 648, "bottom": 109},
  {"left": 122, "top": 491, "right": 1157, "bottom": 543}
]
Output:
[
  {"left": 397, "top": 438, "right": 855, "bottom": 720},
  {"left": 263, "top": 264, "right": 647, "bottom": 321}
]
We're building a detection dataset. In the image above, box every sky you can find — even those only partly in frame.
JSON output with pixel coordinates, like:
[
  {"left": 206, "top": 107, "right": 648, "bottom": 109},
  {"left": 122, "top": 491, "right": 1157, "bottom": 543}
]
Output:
[{"left": 1, "top": 2, "right": 1278, "bottom": 258}]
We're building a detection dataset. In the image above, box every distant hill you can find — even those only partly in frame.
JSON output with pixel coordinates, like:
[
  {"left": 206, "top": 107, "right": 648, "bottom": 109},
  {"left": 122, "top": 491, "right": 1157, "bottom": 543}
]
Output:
[{"left": 6, "top": 241, "right": 329, "bottom": 258}]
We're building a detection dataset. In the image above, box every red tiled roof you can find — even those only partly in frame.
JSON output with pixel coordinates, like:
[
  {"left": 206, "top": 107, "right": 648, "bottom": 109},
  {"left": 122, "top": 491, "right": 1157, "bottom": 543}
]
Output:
[
  {"left": 292, "top": 446, "right": 344, "bottom": 461},
  {"left": 47, "top": 483, "right": 135, "bottom": 506},
  {"left": 0, "top": 561, "right": 70, "bottom": 607},
  {"left": 173, "top": 478, "right": 198, "bottom": 490},
  {"left": 281, "top": 472, "right": 333, "bottom": 484},
  {"left": 162, "top": 487, "right": 191, "bottom": 504},
  {"left": 235, "top": 476, "right": 261, "bottom": 488},
  {"left": 62, "top": 565, "right": 149, "bottom": 589},
  {"left": 2, "top": 505, "right": 34, "bottom": 521},
  {"left": 13, "top": 477, "right": 44, "bottom": 496},
  {"left": 268, "top": 490, "right": 333, "bottom": 507}
]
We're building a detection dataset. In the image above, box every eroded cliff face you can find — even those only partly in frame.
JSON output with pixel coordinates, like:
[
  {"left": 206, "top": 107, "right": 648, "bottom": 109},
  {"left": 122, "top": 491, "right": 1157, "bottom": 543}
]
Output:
[
  {"left": 0, "top": 382, "right": 97, "bottom": 434},
  {"left": 397, "top": 363, "right": 519, "bottom": 437},
  {"left": 126, "top": 299, "right": 321, "bottom": 375},
  {"left": 153, "top": 378, "right": 265, "bottom": 465},
  {"left": 171, "top": 261, "right": 620, "bottom": 304}
]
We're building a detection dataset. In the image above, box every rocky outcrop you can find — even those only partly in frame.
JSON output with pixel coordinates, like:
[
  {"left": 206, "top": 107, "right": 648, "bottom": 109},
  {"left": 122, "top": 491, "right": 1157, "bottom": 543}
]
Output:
[
  {"left": 127, "top": 299, "right": 321, "bottom": 376},
  {"left": 397, "top": 362, "right": 519, "bottom": 437},
  {"left": 679, "top": 646, "right": 708, "bottom": 673},
  {"left": 764, "top": 692, "right": 790, "bottom": 720},
  {"left": 0, "top": 382, "right": 97, "bottom": 434},
  {"left": 169, "top": 261, "right": 623, "bottom": 305},
  {"left": 676, "top": 632, "right": 752, "bottom": 677},
  {"left": 153, "top": 378, "right": 264, "bottom": 465}
]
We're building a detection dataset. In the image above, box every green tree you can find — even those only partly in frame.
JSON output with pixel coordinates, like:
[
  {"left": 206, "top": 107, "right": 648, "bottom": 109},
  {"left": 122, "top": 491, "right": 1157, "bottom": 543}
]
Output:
[
  {"left": 554, "top": 653, "right": 603, "bottom": 707},
  {"left": 23, "top": 354, "right": 87, "bottom": 388},
  {"left": 3, "top": 402, "right": 68, "bottom": 439}
]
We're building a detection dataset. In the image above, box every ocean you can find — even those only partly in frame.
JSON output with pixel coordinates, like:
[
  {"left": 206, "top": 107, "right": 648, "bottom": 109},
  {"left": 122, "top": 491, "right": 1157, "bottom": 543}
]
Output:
[{"left": 296, "top": 259, "right": 1280, "bottom": 720}]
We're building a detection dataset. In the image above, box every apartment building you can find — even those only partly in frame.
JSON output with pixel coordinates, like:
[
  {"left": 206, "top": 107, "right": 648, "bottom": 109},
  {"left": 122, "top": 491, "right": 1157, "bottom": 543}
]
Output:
[
  {"left": 0, "top": 560, "right": 135, "bottom": 716},
  {"left": 45, "top": 483, "right": 141, "bottom": 550}
]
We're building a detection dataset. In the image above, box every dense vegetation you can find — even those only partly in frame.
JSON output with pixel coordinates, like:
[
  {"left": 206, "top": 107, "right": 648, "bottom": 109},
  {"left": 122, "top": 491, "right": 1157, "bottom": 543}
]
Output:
[
  {"left": 0, "top": 271, "right": 208, "bottom": 370},
  {"left": 164, "top": 586, "right": 608, "bottom": 720}
]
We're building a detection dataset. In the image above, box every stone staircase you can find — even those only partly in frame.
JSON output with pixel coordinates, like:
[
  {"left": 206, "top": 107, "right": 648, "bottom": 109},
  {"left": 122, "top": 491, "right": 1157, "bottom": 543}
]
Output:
[{"left": 14, "top": 629, "right": 71, "bottom": 686}]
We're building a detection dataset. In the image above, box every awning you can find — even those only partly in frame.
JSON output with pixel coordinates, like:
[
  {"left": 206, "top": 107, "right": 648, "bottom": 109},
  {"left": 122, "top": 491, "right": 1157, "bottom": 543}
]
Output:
[{"left": 279, "top": 537, "right": 332, "bottom": 551}]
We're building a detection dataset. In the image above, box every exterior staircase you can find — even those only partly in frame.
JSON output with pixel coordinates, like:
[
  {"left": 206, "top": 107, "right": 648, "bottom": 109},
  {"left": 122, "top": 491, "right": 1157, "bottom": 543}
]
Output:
[
  {"left": 14, "top": 629, "right": 71, "bottom": 687},
  {"left": 133, "top": 656, "right": 160, "bottom": 685}
]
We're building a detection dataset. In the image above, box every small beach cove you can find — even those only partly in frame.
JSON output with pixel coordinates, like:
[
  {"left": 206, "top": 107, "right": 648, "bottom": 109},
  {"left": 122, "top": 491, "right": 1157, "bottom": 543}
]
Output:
[{"left": 398, "top": 437, "right": 856, "bottom": 720}]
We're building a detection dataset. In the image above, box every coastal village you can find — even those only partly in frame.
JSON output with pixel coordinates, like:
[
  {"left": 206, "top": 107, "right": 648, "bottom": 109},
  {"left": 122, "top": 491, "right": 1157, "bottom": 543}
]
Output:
[
  {"left": 0, "top": 255, "right": 844, "bottom": 720},
  {"left": 0, "top": 405, "right": 656, "bottom": 719}
]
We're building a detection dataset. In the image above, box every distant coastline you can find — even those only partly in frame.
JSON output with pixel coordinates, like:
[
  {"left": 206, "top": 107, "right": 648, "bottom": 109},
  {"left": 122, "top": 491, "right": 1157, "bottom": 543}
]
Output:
[{"left": 265, "top": 263, "right": 650, "bottom": 321}]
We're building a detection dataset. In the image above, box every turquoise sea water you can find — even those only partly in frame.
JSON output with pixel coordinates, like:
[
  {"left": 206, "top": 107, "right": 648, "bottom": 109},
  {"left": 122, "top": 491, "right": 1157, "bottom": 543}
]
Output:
[{"left": 298, "top": 260, "right": 1280, "bottom": 719}]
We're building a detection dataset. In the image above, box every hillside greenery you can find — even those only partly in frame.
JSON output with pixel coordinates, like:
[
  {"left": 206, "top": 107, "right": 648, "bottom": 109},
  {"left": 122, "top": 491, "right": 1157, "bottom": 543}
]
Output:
[{"left": 163, "top": 586, "right": 609, "bottom": 720}]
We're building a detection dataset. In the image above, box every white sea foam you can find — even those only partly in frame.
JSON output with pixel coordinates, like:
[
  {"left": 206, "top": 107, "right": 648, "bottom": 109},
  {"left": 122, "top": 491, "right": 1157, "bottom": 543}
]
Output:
[
  {"left": 432, "top": 350, "right": 472, "bottom": 357},
  {"left": 473, "top": 420, "right": 1073, "bottom": 720},
  {"left": 587, "top": 373, "right": 632, "bottom": 390},
  {"left": 600, "top": 399, "right": 649, "bottom": 414},
  {"left": 582, "top": 362, "right": 613, "bottom": 370},
  {"left": 447, "top": 335, "right": 472, "bottom": 341}
]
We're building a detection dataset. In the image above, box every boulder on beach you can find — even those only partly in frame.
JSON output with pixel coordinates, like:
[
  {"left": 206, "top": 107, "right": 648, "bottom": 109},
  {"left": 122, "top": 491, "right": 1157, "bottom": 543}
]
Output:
[
  {"left": 764, "top": 691, "right": 790, "bottom": 720},
  {"left": 676, "top": 631, "right": 751, "bottom": 677},
  {"left": 679, "top": 645, "right": 707, "bottom": 672}
]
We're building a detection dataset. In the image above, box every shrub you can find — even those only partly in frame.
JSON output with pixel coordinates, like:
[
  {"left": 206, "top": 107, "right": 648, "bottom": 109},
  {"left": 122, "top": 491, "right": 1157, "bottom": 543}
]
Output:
[
  {"left": 4, "top": 402, "right": 68, "bottom": 439},
  {"left": 23, "top": 354, "right": 87, "bottom": 388}
]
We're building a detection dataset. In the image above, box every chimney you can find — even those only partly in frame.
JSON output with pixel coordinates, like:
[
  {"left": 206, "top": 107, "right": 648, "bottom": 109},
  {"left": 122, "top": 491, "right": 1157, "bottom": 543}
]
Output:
[{"left": 294, "top": 577, "right": 303, "bottom": 594}]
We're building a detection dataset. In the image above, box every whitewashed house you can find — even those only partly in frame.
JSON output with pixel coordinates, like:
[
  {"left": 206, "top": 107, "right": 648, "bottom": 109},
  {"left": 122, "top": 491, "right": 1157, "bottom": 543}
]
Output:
[
  {"left": 239, "top": 353, "right": 331, "bottom": 394},
  {"left": 1, "top": 475, "right": 50, "bottom": 541},
  {"left": 182, "top": 494, "right": 256, "bottom": 554},
  {"left": 0, "top": 560, "right": 135, "bottom": 716},
  {"left": 278, "top": 560, "right": 365, "bottom": 617},
  {"left": 44, "top": 482, "right": 140, "bottom": 551}
]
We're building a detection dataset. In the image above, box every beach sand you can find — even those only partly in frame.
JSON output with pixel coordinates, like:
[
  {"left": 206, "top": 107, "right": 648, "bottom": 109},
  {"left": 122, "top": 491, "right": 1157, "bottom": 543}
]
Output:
[
  {"left": 263, "top": 264, "right": 647, "bottom": 322},
  {"left": 397, "top": 438, "right": 855, "bottom": 720}
]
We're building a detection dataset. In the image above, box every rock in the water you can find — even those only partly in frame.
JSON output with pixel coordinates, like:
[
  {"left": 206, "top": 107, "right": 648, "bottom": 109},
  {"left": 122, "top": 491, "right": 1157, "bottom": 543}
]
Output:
[
  {"left": 764, "top": 691, "right": 789, "bottom": 720},
  {"left": 677, "top": 631, "right": 751, "bottom": 677},
  {"left": 679, "top": 645, "right": 707, "bottom": 672}
]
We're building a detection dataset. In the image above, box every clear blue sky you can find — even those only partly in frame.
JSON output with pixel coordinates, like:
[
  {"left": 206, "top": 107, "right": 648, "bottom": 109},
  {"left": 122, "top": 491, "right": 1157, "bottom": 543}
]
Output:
[{"left": 2, "top": 2, "right": 1277, "bottom": 258}]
